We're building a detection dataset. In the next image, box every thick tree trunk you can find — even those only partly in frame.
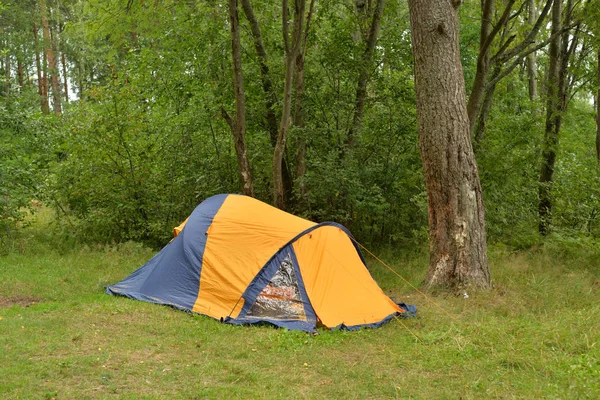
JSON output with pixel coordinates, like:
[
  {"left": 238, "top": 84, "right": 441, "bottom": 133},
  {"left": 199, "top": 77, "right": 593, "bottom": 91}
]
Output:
[
  {"left": 273, "top": 0, "right": 305, "bottom": 209},
  {"left": 538, "top": 0, "right": 563, "bottom": 236},
  {"left": 526, "top": 0, "right": 538, "bottom": 101},
  {"left": 41, "top": 0, "right": 61, "bottom": 114},
  {"left": 227, "top": 0, "right": 255, "bottom": 197},
  {"left": 346, "top": 0, "right": 385, "bottom": 148},
  {"left": 408, "top": 0, "right": 490, "bottom": 290}
]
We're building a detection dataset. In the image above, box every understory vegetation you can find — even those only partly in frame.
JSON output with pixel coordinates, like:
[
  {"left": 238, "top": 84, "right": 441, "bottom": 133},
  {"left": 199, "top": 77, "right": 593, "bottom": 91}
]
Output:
[{"left": 1, "top": 0, "right": 600, "bottom": 250}]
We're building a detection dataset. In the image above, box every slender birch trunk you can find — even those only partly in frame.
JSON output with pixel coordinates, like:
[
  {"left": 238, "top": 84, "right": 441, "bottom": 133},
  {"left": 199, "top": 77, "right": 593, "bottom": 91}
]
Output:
[{"left": 227, "top": 0, "right": 255, "bottom": 197}]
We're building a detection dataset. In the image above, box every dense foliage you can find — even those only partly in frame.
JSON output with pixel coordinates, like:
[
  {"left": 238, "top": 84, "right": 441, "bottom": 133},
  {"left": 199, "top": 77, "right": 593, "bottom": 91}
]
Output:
[{"left": 1, "top": 0, "right": 599, "bottom": 249}]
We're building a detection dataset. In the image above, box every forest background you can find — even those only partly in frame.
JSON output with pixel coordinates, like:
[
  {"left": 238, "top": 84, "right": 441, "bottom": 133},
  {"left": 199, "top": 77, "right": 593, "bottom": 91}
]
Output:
[{"left": 1, "top": 0, "right": 600, "bottom": 254}]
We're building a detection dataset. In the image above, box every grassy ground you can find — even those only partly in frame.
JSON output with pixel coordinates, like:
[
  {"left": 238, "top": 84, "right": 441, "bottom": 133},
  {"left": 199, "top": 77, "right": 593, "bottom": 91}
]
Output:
[{"left": 1, "top": 212, "right": 599, "bottom": 399}]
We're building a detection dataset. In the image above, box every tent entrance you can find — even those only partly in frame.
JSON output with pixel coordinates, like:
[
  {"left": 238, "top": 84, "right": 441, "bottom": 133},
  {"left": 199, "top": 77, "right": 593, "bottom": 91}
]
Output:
[
  {"left": 227, "top": 245, "right": 317, "bottom": 331},
  {"left": 247, "top": 253, "right": 306, "bottom": 321}
]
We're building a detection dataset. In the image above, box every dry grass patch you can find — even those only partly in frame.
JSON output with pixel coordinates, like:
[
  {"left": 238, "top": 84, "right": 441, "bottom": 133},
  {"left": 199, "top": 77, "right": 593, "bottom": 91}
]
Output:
[{"left": 0, "top": 296, "right": 43, "bottom": 308}]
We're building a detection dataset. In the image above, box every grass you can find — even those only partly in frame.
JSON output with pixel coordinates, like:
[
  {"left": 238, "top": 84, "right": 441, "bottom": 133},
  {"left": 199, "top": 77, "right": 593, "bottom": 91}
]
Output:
[{"left": 1, "top": 211, "right": 599, "bottom": 399}]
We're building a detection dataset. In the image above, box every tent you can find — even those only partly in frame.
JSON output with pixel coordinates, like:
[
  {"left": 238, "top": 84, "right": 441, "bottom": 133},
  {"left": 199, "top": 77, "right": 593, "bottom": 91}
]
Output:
[{"left": 106, "top": 194, "right": 414, "bottom": 331}]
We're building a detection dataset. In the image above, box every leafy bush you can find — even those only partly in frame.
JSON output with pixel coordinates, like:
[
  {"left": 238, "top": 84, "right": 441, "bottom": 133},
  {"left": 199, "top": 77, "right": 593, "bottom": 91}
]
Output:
[{"left": 0, "top": 97, "right": 55, "bottom": 252}]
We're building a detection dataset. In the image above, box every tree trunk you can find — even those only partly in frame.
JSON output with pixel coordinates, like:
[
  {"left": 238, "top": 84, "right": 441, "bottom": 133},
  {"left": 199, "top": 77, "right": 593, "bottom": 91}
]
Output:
[
  {"left": 50, "top": 27, "right": 62, "bottom": 113},
  {"left": 474, "top": 64, "right": 501, "bottom": 144},
  {"left": 346, "top": 0, "right": 385, "bottom": 148},
  {"left": 538, "top": 0, "right": 563, "bottom": 236},
  {"left": 33, "top": 23, "right": 49, "bottom": 114},
  {"left": 294, "top": 0, "right": 315, "bottom": 203},
  {"left": 17, "top": 58, "right": 24, "bottom": 89},
  {"left": 293, "top": 48, "right": 308, "bottom": 203},
  {"left": 526, "top": 0, "right": 538, "bottom": 101},
  {"left": 474, "top": 83, "right": 496, "bottom": 145},
  {"left": 408, "top": 0, "right": 490, "bottom": 290},
  {"left": 57, "top": 21, "right": 69, "bottom": 102},
  {"left": 240, "top": 0, "right": 279, "bottom": 145},
  {"left": 240, "top": 0, "right": 294, "bottom": 204},
  {"left": 4, "top": 52, "right": 9, "bottom": 96},
  {"left": 41, "top": 0, "right": 61, "bottom": 114},
  {"left": 78, "top": 59, "right": 84, "bottom": 99},
  {"left": 467, "top": 0, "right": 551, "bottom": 137},
  {"left": 273, "top": 0, "right": 305, "bottom": 209},
  {"left": 596, "top": 48, "right": 600, "bottom": 167},
  {"left": 466, "top": 0, "right": 494, "bottom": 136},
  {"left": 227, "top": 0, "right": 255, "bottom": 197},
  {"left": 61, "top": 51, "right": 68, "bottom": 102}
]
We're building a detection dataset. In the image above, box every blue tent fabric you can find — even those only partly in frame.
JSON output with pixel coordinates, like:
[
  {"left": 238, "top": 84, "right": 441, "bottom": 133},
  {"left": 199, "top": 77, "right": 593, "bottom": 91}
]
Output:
[
  {"left": 106, "top": 194, "right": 227, "bottom": 310},
  {"left": 396, "top": 302, "right": 417, "bottom": 317}
]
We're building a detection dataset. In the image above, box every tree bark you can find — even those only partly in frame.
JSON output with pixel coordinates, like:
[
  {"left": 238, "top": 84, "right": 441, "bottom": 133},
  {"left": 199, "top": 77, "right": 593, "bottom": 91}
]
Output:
[
  {"left": 227, "top": 0, "right": 255, "bottom": 197},
  {"left": 41, "top": 0, "right": 61, "bottom": 114},
  {"left": 346, "top": 0, "right": 385, "bottom": 148},
  {"left": 408, "top": 0, "right": 490, "bottom": 290},
  {"left": 538, "top": 0, "right": 563, "bottom": 236},
  {"left": 526, "top": 0, "right": 538, "bottom": 101},
  {"left": 273, "top": 0, "right": 305, "bottom": 209}
]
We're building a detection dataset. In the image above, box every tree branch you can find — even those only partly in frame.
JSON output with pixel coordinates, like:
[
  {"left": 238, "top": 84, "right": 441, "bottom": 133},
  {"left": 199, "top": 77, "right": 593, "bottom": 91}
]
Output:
[
  {"left": 485, "top": 23, "right": 575, "bottom": 90},
  {"left": 480, "top": 0, "right": 517, "bottom": 57},
  {"left": 493, "top": 0, "right": 553, "bottom": 64},
  {"left": 221, "top": 106, "right": 234, "bottom": 131}
]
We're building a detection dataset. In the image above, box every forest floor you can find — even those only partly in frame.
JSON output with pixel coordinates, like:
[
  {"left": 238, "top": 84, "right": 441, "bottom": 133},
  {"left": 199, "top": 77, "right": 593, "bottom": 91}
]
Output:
[{"left": 1, "top": 210, "right": 599, "bottom": 399}]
